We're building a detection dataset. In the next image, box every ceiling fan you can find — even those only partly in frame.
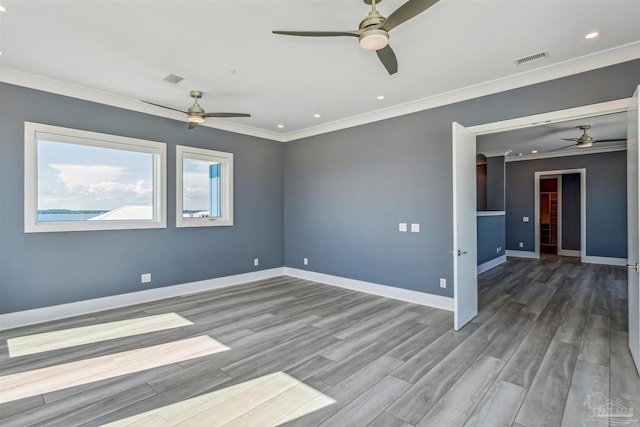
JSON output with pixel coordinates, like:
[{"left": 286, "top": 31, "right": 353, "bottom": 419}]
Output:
[
  {"left": 272, "top": 0, "right": 440, "bottom": 75},
  {"left": 551, "top": 125, "right": 626, "bottom": 151},
  {"left": 144, "top": 90, "right": 250, "bottom": 129}
]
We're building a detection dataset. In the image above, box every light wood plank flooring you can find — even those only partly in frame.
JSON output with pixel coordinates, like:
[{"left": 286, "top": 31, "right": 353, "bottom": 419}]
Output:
[{"left": 0, "top": 256, "right": 638, "bottom": 426}]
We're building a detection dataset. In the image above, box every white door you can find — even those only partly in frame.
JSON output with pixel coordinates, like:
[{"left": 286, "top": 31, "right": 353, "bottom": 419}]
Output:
[
  {"left": 628, "top": 86, "right": 640, "bottom": 374},
  {"left": 452, "top": 122, "right": 478, "bottom": 330}
]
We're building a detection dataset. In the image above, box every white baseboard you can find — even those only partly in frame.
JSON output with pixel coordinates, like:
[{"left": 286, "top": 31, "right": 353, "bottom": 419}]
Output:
[
  {"left": 284, "top": 267, "right": 454, "bottom": 311},
  {"left": 0, "top": 268, "right": 286, "bottom": 331},
  {"left": 478, "top": 255, "right": 507, "bottom": 274},
  {"left": 582, "top": 256, "right": 628, "bottom": 266},
  {"left": 558, "top": 249, "right": 581, "bottom": 257},
  {"left": 506, "top": 250, "right": 539, "bottom": 259}
]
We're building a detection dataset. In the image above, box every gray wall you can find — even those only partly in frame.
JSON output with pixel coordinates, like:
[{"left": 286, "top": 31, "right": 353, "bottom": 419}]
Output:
[
  {"left": 284, "top": 59, "right": 639, "bottom": 297},
  {"left": 486, "top": 157, "right": 506, "bottom": 211},
  {"left": 562, "top": 173, "right": 581, "bottom": 251},
  {"left": 0, "top": 83, "right": 284, "bottom": 314},
  {"left": 477, "top": 215, "right": 506, "bottom": 265},
  {"left": 505, "top": 152, "right": 627, "bottom": 258}
]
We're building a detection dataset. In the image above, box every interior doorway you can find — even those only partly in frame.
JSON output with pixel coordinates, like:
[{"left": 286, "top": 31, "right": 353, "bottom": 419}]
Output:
[
  {"left": 534, "top": 169, "right": 586, "bottom": 261},
  {"left": 539, "top": 176, "right": 559, "bottom": 254}
]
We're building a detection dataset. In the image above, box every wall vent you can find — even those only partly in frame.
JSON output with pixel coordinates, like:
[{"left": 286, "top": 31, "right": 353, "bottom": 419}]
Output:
[
  {"left": 163, "top": 74, "right": 184, "bottom": 84},
  {"left": 514, "top": 50, "right": 550, "bottom": 66}
]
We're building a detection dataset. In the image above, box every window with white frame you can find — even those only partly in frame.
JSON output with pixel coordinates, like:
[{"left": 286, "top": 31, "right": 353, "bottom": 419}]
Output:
[
  {"left": 176, "top": 145, "right": 234, "bottom": 227},
  {"left": 24, "top": 122, "right": 167, "bottom": 233}
]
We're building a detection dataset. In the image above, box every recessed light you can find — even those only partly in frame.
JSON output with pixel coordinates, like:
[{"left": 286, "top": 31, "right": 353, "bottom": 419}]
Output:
[
  {"left": 531, "top": 149, "right": 538, "bottom": 154},
  {"left": 377, "top": 95, "right": 385, "bottom": 100},
  {"left": 314, "top": 114, "right": 321, "bottom": 118},
  {"left": 585, "top": 31, "right": 600, "bottom": 39},
  {"left": 277, "top": 124, "right": 284, "bottom": 129},
  {"left": 0, "top": 5, "right": 6, "bottom": 12}
]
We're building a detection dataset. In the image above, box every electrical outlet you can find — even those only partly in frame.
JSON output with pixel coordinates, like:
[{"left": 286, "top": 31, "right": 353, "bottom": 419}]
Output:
[
  {"left": 254, "top": 258, "right": 259, "bottom": 266},
  {"left": 519, "top": 242, "right": 524, "bottom": 248},
  {"left": 141, "top": 273, "right": 151, "bottom": 283},
  {"left": 496, "top": 247, "right": 500, "bottom": 253},
  {"left": 440, "top": 278, "right": 446, "bottom": 288},
  {"left": 411, "top": 223, "right": 420, "bottom": 233},
  {"left": 303, "top": 257, "right": 308, "bottom": 265},
  {"left": 399, "top": 223, "right": 408, "bottom": 232}
]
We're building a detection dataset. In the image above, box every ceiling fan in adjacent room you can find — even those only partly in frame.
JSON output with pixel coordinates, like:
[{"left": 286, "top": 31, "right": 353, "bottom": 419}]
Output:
[
  {"left": 144, "top": 90, "right": 250, "bottom": 129},
  {"left": 272, "top": 0, "right": 440, "bottom": 75},
  {"left": 551, "top": 125, "right": 627, "bottom": 151}
]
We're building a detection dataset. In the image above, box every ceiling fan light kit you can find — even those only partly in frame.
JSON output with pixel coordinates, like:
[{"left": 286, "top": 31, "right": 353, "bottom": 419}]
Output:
[{"left": 359, "top": 30, "right": 389, "bottom": 50}]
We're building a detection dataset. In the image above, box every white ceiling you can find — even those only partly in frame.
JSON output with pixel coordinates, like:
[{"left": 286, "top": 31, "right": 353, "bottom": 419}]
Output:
[{"left": 1, "top": 0, "right": 639, "bottom": 141}]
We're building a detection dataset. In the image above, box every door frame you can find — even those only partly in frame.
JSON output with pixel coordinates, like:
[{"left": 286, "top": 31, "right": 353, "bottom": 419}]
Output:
[{"left": 534, "top": 170, "right": 586, "bottom": 260}]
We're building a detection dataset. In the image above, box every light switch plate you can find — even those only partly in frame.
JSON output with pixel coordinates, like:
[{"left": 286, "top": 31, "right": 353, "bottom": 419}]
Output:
[
  {"left": 523, "top": 217, "right": 529, "bottom": 222},
  {"left": 411, "top": 223, "right": 420, "bottom": 233},
  {"left": 399, "top": 223, "right": 408, "bottom": 232}
]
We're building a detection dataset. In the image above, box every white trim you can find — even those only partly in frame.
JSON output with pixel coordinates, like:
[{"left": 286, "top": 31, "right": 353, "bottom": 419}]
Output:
[
  {"left": 534, "top": 169, "right": 587, "bottom": 261},
  {"left": 506, "top": 250, "right": 539, "bottom": 259},
  {"left": 506, "top": 145, "right": 626, "bottom": 162},
  {"left": 582, "top": 256, "right": 628, "bottom": 266},
  {"left": 24, "top": 122, "right": 167, "bottom": 233},
  {"left": 558, "top": 249, "right": 581, "bottom": 257},
  {"left": 477, "top": 211, "right": 505, "bottom": 216},
  {"left": 468, "top": 98, "right": 631, "bottom": 135},
  {"left": 0, "top": 268, "right": 286, "bottom": 331},
  {"left": 284, "top": 267, "right": 454, "bottom": 312},
  {"left": 176, "top": 145, "right": 234, "bottom": 227},
  {"left": 3, "top": 42, "right": 639, "bottom": 143},
  {"left": 478, "top": 255, "right": 507, "bottom": 274},
  {"left": 481, "top": 150, "right": 512, "bottom": 158}
]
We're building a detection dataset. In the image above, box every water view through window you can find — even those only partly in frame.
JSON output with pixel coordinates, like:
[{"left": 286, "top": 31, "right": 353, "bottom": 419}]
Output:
[
  {"left": 37, "top": 139, "right": 155, "bottom": 222},
  {"left": 182, "top": 158, "right": 221, "bottom": 218}
]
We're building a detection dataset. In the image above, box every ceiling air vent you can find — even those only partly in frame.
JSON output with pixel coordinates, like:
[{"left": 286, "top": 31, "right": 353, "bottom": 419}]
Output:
[
  {"left": 514, "top": 50, "right": 550, "bottom": 66},
  {"left": 163, "top": 74, "right": 184, "bottom": 84}
]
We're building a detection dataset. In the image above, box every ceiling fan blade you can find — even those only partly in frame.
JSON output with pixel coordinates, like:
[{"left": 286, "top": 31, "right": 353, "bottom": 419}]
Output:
[
  {"left": 382, "top": 0, "right": 440, "bottom": 31},
  {"left": 594, "top": 138, "right": 627, "bottom": 143},
  {"left": 203, "top": 113, "right": 251, "bottom": 118},
  {"left": 561, "top": 138, "right": 579, "bottom": 142},
  {"left": 142, "top": 101, "right": 187, "bottom": 115},
  {"left": 188, "top": 122, "right": 199, "bottom": 130},
  {"left": 272, "top": 30, "right": 360, "bottom": 37},
  {"left": 376, "top": 45, "right": 398, "bottom": 75},
  {"left": 549, "top": 143, "right": 577, "bottom": 152}
]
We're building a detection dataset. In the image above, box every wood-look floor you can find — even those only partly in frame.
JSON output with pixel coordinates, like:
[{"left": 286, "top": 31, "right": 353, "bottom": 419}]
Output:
[{"left": 0, "top": 256, "right": 639, "bottom": 426}]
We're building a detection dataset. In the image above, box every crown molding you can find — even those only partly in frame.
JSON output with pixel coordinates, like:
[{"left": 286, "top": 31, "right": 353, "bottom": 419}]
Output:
[
  {"left": 481, "top": 149, "right": 513, "bottom": 158},
  {"left": 0, "top": 67, "right": 286, "bottom": 142},
  {"left": 506, "top": 144, "right": 626, "bottom": 162},
  {"left": 2, "top": 40, "right": 639, "bottom": 143}
]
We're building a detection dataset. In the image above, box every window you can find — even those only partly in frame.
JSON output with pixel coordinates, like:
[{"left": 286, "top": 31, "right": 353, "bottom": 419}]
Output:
[
  {"left": 24, "top": 122, "right": 166, "bottom": 233},
  {"left": 176, "top": 145, "right": 233, "bottom": 227}
]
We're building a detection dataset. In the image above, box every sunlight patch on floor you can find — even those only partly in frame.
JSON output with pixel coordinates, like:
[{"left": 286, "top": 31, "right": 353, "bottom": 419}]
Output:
[
  {"left": 100, "top": 371, "right": 336, "bottom": 427},
  {"left": 7, "top": 313, "right": 193, "bottom": 357},
  {"left": 0, "top": 335, "right": 227, "bottom": 404}
]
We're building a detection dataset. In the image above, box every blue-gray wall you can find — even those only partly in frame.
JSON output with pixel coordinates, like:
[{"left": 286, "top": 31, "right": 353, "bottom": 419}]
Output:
[
  {"left": 486, "top": 157, "right": 506, "bottom": 211},
  {"left": 1, "top": 59, "right": 638, "bottom": 313},
  {"left": 284, "top": 59, "right": 639, "bottom": 297},
  {"left": 477, "top": 215, "right": 506, "bottom": 265},
  {"left": 505, "top": 152, "right": 627, "bottom": 258},
  {"left": 562, "top": 173, "right": 581, "bottom": 251},
  {"left": 0, "top": 83, "right": 284, "bottom": 314}
]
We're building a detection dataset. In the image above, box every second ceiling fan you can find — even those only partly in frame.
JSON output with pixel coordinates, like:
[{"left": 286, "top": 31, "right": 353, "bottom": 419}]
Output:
[
  {"left": 273, "top": 0, "right": 440, "bottom": 75},
  {"left": 551, "top": 124, "right": 626, "bottom": 151}
]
